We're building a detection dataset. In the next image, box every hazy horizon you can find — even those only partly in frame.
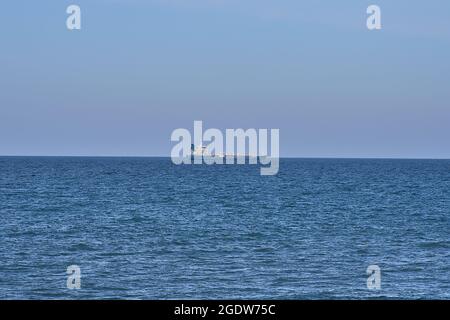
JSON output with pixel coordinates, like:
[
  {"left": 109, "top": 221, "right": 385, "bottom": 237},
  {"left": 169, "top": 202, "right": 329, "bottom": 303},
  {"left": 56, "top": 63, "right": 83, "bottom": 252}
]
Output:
[{"left": 2, "top": 154, "right": 450, "bottom": 160}]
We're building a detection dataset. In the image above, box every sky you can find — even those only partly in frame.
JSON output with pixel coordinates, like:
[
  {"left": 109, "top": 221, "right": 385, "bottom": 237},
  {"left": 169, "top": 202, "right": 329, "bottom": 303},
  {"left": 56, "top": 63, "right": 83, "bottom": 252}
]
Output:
[{"left": 1, "top": 0, "right": 449, "bottom": 158}]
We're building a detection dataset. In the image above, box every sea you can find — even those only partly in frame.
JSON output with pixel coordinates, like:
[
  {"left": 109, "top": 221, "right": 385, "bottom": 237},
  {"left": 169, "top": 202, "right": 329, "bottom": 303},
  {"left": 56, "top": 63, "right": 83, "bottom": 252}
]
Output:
[{"left": 0, "top": 157, "right": 449, "bottom": 299}]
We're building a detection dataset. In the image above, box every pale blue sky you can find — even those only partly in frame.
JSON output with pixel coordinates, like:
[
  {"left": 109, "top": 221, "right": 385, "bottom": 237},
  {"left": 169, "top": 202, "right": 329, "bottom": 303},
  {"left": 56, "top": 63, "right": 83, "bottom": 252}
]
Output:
[{"left": 1, "top": 1, "right": 449, "bottom": 157}]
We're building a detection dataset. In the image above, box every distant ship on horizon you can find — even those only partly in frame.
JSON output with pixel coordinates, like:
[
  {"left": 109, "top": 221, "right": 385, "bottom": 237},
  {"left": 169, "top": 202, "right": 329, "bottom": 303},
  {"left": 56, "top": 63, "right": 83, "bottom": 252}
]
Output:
[{"left": 190, "top": 144, "right": 256, "bottom": 158}]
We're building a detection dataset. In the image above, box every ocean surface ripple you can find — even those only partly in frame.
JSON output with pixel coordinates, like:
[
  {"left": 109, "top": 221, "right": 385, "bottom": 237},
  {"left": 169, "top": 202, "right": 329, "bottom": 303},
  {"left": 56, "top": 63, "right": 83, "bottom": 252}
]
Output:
[{"left": 0, "top": 157, "right": 449, "bottom": 299}]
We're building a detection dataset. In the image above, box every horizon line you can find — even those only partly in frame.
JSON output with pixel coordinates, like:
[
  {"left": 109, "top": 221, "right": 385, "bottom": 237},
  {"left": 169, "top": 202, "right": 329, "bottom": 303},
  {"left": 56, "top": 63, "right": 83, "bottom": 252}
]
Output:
[{"left": 1, "top": 155, "right": 450, "bottom": 160}]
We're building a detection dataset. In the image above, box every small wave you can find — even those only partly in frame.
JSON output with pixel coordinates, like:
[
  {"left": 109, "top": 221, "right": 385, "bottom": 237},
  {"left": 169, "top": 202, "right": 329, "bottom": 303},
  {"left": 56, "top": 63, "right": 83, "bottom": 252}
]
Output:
[{"left": 418, "top": 241, "right": 450, "bottom": 249}]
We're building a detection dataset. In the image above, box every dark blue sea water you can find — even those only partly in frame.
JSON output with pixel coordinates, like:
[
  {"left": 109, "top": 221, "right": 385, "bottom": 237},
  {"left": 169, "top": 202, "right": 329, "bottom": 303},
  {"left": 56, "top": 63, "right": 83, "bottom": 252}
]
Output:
[{"left": 0, "top": 157, "right": 449, "bottom": 299}]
